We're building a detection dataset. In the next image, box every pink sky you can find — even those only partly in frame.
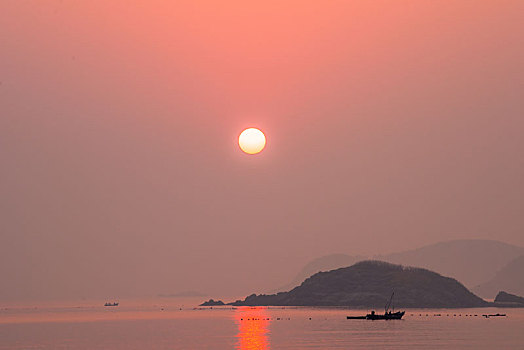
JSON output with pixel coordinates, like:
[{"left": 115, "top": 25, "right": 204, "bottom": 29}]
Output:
[{"left": 1, "top": 1, "right": 523, "bottom": 300}]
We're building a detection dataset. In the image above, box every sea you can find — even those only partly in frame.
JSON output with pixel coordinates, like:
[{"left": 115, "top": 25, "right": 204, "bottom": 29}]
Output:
[{"left": 1, "top": 298, "right": 523, "bottom": 349}]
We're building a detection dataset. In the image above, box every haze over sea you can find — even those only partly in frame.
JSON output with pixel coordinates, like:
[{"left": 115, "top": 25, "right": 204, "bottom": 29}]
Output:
[
  {"left": 2, "top": 1, "right": 523, "bottom": 348},
  {"left": 1, "top": 298, "right": 523, "bottom": 349}
]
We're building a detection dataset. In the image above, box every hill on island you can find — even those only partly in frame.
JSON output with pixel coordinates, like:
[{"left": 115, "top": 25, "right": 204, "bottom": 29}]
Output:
[
  {"left": 232, "top": 261, "right": 488, "bottom": 308},
  {"left": 273, "top": 254, "right": 366, "bottom": 293},
  {"left": 494, "top": 291, "right": 524, "bottom": 305},
  {"left": 473, "top": 255, "right": 524, "bottom": 299}
]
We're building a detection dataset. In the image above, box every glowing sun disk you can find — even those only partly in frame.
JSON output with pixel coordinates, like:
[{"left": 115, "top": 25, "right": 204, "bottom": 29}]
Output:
[{"left": 239, "top": 128, "right": 266, "bottom": 154}]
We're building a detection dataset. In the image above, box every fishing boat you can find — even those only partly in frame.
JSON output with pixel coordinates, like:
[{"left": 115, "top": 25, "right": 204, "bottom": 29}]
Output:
[
  {"left": 482, "top": 313, "right": 506, "bottom": 318},
  {"left": 365, "top": 310, "right": 405, "bottom": 320},
  {"left": 104, "top": 302, "right": 119, "bottom": 307},
  {"left": 347, "top": 292, "right": 405, "bottom": 320}
]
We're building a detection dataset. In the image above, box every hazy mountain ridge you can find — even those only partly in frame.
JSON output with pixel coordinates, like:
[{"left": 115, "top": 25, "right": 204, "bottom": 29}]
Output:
[
  {"left": 473, "top": 255, "right": 524, "bottom": 299},
  {"left": 233, "top": 260, "right": 488, "bottom": 308},
  {"left": 278, "top": 240, "right": 524, "bottom": 293},
  {"left": 377, "top": 240, "right": 524, "bottom": 289}
]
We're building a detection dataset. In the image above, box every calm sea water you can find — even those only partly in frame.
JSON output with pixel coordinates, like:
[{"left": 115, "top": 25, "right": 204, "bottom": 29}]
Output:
[{"left": 1, "top": 299, "right": 523, "bottom": 349}]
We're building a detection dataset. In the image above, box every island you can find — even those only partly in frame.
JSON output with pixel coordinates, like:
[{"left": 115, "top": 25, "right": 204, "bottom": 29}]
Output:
[
  {"left": 199, "top": 299, "right": 225, "bottom": 306},
  {"left": 493, "top": 291, "right": 524, "bottom": 306},
  {"left": 228, "top": 261, "right": 488, "bottom": 308}
]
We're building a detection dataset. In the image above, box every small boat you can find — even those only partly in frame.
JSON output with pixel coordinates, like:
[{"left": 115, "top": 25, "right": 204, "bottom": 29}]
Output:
[
  {"left": 483, "top": 313, "right": 506, "bottom": 318},
  {"left": 104, "top": 302, "right": 119, "bottom": 307},
  {"left": 347, "top": 292, "right": 405, "bottom": 320},
  {"left": 366, "top": 310, "right": 405, "bottom": 320}
]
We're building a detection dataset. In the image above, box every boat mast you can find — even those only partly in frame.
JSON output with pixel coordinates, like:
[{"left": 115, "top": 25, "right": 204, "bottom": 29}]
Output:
[{"left": 385, "top": 292, "right": 394, "bottom": 313}]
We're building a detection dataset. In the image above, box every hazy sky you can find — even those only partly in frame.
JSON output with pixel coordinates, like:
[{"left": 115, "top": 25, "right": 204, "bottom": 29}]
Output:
[{"left": 1, "top": 1, "right": 523, "bottom": 301}]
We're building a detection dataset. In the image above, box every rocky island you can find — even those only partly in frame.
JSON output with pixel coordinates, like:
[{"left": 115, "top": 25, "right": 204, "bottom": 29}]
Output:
[
  {"left": 493, "top": 291, "right": 524, "bottom": 306},
  {"left": 199, "top": 299, "right": 225, "bottom": 306},
  {"left": 229, "top": 261, "right": 488, "bottom": 308}
]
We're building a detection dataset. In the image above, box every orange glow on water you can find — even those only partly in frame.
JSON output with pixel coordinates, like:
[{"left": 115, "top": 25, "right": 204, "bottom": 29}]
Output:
[{"left": 235, "top": 307, "right": 270, "bottom": 350}]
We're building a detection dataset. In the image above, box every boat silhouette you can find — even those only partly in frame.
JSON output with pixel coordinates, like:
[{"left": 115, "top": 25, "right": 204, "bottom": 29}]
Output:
[
  {"left": 104, "top": 302, "right": 119, "bottom": 307},
  {"left": 347, "top": 292, "right": 405, "bottom": 320}
]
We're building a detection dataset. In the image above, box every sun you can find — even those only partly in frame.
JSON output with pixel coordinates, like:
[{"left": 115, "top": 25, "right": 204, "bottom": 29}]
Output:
[{"left": 238, "top": 128, "right": 266, "bottom": 155}]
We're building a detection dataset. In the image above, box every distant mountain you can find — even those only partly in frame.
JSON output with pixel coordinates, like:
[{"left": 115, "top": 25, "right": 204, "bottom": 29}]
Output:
[
  {"left": 280, "top": 240, "right": 523, "bottom": 293},
  {"left": 473, "top": 255, "right": 524, "bottom": 299},
  {"left": 377, "top": 240, "right": 524, "bottom": 289},
  {"left": 232, "top": 261, "right": 488, "bottom": 308},
  {"left": 273, "top": 254, "right": 366, "bottom": 292}
]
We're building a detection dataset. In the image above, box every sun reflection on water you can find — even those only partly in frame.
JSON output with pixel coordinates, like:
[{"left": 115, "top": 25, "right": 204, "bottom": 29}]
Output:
[{"left": 235, "top": 307, "right": 271, "bottom": 350}]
